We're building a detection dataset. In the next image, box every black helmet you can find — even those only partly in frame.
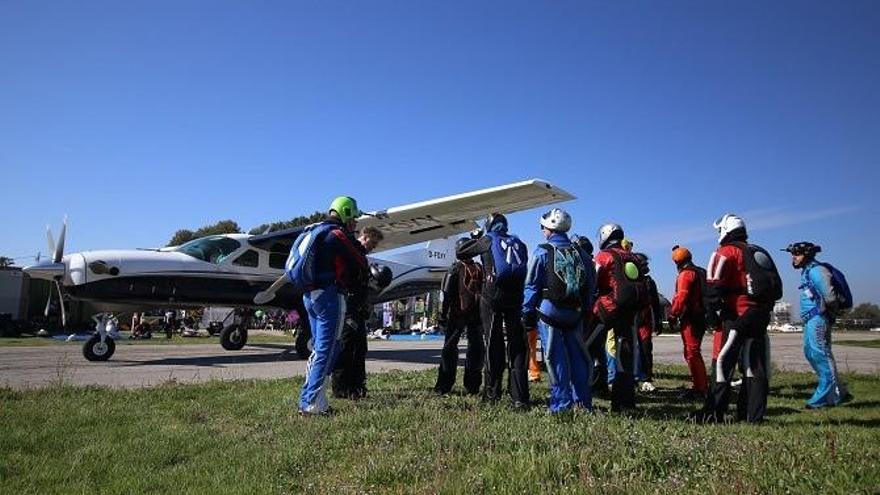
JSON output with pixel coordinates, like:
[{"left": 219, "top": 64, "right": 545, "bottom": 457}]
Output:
[
  {"left": 455, "top": 238, "right": 472, "bottom": 261},
  {"left": 783, "top": 242, "right": 821, "bottom": 257},
  {"left": 571, "top": 234, "right": 594, "bottom": 255},
  {"left": 369, "top": 263, "right": 393, "bottom": 290},
  {"left": 485, "top": 213, "right": 508, "bottom": 233}
]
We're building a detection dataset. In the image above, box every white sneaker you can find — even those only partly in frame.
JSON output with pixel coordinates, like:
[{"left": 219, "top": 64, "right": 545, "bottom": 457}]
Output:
[
  {"left": 639, "top": 381, "right": 656, "bottom": 392},
  {"left": 731, "top": 379, "right": 743, "bottom": 387}
]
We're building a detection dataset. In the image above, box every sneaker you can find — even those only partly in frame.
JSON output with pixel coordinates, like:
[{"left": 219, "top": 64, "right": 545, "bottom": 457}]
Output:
[
  {"left": 639, "top": 381, "right": 656, "bottom": 392},
  {"left": 731, "top": 379, "right": 743, "bottom": 388}
]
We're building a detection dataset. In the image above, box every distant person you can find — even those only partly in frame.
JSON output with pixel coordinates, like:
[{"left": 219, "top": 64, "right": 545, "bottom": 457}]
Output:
[
  {"left": 690, "top": 214, "right": 781, "bottom": 423},
  {"left": 164, "top": 310, "right": 176, "bottom": 339},
  {"left": 783, "top": 242, "right": 852, "bottom": 409},
  {"left": 333, "top": 226, "right": 385, "bottom": 400},
  {"left": 434, "top": 238, "right": 485, "bottom": 396},
  {"left": 669, "top": 245, "right": 709, "bottom": 399},
  {"left": 523, "top": 209, "right": 595, "bottom": 413},
  {"left": 457, "top": 213, "right": 530, "bottom": 410},
  {"left": 634, "top": 253, "right": 662, "bottom": 393},
  {"left": 290, "top": 196, "right": 367, "bottom": 416}
]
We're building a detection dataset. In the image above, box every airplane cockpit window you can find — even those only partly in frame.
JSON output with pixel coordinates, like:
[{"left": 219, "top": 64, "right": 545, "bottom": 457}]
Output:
[
  {"left": 176, "top": 237, "right": 242, "bottom": 264},
  {"left": 233, "top": 249, "right": 260, "bottom": 268},
  {"left": 268, "top": 242, "right": 289, "bottom": 270}
]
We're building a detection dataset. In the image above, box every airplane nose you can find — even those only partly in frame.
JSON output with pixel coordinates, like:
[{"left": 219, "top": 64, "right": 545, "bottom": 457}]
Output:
[{"left": 23, "top": 261, "right": 66, "bottom": 281}]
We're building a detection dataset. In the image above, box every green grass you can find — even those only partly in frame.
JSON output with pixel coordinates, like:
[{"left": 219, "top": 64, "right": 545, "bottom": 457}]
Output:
[
  {"left": 1, "top": 366, "right": 878, "bottom": 494},
  {"left": 837, "top": 339, "right": 880, "bottom": 349},
  {"left": 0, "top": 332, "right": 295, "bottom": 347}
]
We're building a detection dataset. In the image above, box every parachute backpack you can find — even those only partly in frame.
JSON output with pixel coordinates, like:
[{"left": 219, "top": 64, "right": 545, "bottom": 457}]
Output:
[
  {"left": 458, "top": 261, "right": 484, "bottom": 314},
  {"left": 608, "top": 249, "right": 650, "bottom": 314},
  {"left": 285, "top": 222, "right": 339, "bottom": 293},
  {"left": 540, "top": 243, "right": 590, "bottom": 309},
  {"left": 806, "top": 262, "right": 853, "bottom": 313},
  {"left": 732, "top": 242, "right": 783, "bottom": 305},
  {"left": 487, "top": 231, "right": 528, "bottom": 288}
]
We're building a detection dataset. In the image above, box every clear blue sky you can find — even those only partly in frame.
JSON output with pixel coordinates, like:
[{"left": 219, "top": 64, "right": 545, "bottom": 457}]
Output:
[{"left": 1, "top": 1, "right": 878, "bottom": 307}]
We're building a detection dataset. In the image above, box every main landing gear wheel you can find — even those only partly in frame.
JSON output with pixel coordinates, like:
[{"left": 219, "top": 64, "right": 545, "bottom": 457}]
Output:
[
  {"left": 83, "top": 335, "right": 116, "bottom": 361},
  {"left": 220, "top": 325, "right": 248, "bottom": 350}
]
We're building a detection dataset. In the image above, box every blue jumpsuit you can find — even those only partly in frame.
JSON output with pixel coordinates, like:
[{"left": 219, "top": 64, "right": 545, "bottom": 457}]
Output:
[
  {"left": 800, "top": 261, "right": 848, "bottom": 409},
  {"left": 295, "top": 222, "right": 367, "bottom": 414},
  {"left": 523, "top": 233, "right": 595, "bottom": 413}
]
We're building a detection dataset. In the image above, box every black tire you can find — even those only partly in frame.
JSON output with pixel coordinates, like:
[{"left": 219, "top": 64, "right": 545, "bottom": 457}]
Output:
[
  {"left": 220, "top": 325, "right": 247, "bottom": 350},
  {"left": 295, "top": 326, "right": 311, "bottom": 359},
  {"left": 83, "top": 335, "right": 116, "bottom": 361}
]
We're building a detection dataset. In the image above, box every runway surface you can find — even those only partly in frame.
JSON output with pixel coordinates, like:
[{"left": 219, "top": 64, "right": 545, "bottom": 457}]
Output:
[{"left": 1, "top": 332, "right": 877, "bottom": 389}]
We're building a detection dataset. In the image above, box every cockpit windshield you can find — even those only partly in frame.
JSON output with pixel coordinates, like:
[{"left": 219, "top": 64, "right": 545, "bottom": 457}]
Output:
[{"left": 176, "top": 236, "right": 242, "bottom": 264}]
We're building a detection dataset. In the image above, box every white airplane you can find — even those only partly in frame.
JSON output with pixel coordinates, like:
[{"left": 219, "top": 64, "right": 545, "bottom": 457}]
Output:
[{"left": 24, "top": 179, "right": 574, "bottom": 361}]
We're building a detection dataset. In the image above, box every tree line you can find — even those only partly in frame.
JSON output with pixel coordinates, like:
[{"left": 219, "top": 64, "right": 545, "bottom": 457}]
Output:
[{"left": 165, "top": 212, "right": 325, "bottom": 247}]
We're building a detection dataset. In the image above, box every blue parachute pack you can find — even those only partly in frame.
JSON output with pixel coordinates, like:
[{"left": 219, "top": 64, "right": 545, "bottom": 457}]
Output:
[
  {"left": 487, "top": 231, "right": 527, "bottom": 287},
  {"left": 285, "top": 222, "right": 339, "bottom": 293},
  {"left": 807, "top": 262, "right": 853, "bottom": 312}
]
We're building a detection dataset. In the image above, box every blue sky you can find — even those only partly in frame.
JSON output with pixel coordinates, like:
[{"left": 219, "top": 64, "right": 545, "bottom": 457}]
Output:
[{"left": 1, "top": 1, "right": 878, "bottom": 307}]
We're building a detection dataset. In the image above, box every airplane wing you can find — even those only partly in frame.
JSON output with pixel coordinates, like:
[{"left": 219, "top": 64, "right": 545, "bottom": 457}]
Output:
[
  {"left": 360, "top": 178, "right": 575, "bottom": 252},
  {"left": 248, "top": 178, "right": 575, "bottom": 253}
]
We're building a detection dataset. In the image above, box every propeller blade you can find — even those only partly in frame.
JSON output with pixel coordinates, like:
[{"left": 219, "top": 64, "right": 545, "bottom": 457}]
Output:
[
  {"left": 44, "top": 286, "right": 52, "bottom": 317},
  {"left": 253, "top": 275, "right": 289, "bottom": 305},
  {"left": 46, "top": 226, "right": 56, "bottom": 258},
  {"left": 55, "top": 280, "right": 67, "bottom": 328},
  {"left": 54, "top": 216, "right": 67, "bottom": 264}
]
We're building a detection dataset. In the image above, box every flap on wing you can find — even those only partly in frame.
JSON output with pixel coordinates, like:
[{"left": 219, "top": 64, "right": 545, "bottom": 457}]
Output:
[{"left": 360, "top": 178, "right": 574, "bottom": 252}]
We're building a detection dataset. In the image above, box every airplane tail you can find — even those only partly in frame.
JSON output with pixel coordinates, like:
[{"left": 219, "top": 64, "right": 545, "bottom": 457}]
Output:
[{"left": 382, "top": 237, "right": 457, "bottom": 268}]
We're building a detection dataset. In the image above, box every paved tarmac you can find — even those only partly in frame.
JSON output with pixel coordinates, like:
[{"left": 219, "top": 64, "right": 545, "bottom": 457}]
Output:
[{"left": 1, "top": 332, "right": 877, "bottom": 390}]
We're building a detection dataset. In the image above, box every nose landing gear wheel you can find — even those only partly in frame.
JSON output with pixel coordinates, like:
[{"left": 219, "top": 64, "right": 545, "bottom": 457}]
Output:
[
  {"left": 83, "top": 335, "right": 116, "bottom": 361},
  {"left": 220, "top": 325, "right": 248, "bottom": 350}
]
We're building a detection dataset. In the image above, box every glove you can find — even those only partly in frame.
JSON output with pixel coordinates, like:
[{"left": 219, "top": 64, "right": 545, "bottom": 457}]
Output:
[{"left": 470, "top": 228, "right": 484, "bottom": 239}]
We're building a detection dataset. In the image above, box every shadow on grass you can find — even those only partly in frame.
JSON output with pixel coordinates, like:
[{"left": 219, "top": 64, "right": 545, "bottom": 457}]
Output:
[{"left": 123, "top": 347, "right": 441, "bottom": 368}]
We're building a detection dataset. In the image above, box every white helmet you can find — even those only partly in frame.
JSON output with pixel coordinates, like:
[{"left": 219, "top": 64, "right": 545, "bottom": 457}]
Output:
[
  {"left": 597, "top": 223, "right": 624, "bottom": 250},
  {"left": 540, "top": 208, "right": 572, "bottom": 233},
  {"left": 713, "top": 213, "right": 746, "bottom": 243}
]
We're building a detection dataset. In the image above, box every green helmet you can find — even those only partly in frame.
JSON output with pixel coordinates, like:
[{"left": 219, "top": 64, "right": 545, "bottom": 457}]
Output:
[{"left": 329, "top": 196, "right": 360, "bottom": 223}]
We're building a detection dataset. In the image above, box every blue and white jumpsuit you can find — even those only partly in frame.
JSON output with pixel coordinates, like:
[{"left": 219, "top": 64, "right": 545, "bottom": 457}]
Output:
[
  {"left": 296, "top": 222, "right": 367, "bottom": 414},
  {"left": 800, "top": 260, "right": 848, "bottom": 409},
  {"left": 523, "top": 233, "right": 595, "bottom": 413}
]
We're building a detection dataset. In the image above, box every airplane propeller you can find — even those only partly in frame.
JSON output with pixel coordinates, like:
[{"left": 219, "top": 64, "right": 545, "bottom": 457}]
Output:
[
  {"left": 253, "top": 274, "right": 288, "bottom": 305},
  {"left": 42, "top": 217, "right": 69, "bottom": 328}
]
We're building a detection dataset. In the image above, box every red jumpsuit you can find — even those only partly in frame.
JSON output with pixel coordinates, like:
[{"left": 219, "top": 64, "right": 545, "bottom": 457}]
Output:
[
  {"left": 702, "top": 242, "right": 771, "bottom": 423},
  {"left": 669, "top": 265, "right": 708, "bottom": 393},
  {"left": 590, "top": 246, "right": 640, "bottom": 411}
]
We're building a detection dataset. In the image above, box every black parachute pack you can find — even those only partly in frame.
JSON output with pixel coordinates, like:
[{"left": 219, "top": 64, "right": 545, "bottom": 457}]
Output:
[
  {"left": 458, "top": 261, "right": 483, "bottom": 314},
  {"left": 731, "top": 241, "right": 783, "bottom": 305},
  {"left": 540, "top": 244, "right": 590, "bottom": 309},
  {"left": 608, "top": 249, "right": 650, "bottom": 313}
]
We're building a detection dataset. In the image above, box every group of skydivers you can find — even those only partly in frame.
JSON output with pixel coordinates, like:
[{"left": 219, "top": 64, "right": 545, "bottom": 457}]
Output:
[{"left": 291, "top": 196, "right": 853, "bottom": 422}]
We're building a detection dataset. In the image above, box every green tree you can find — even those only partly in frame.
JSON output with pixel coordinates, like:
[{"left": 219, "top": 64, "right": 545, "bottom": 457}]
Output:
[
  {"left": 167, "top": 229, "right": 196, "bottom": 247},
  {"left": 248, "top": 211, "right": 326, "bottom": 235},
  {"left": 166, "top": 220, "right": 242, "bottom": 247},
  {"left": 0, "top": 256, "right": 15, "bottom": 268},
  {"left": 845, "top": 303, "right": 880, "bottom": 323}
]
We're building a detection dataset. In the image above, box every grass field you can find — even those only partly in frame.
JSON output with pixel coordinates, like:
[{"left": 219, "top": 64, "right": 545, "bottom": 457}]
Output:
[{"left": 1, "top": 365, "right": 878, "bottom": 494}]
